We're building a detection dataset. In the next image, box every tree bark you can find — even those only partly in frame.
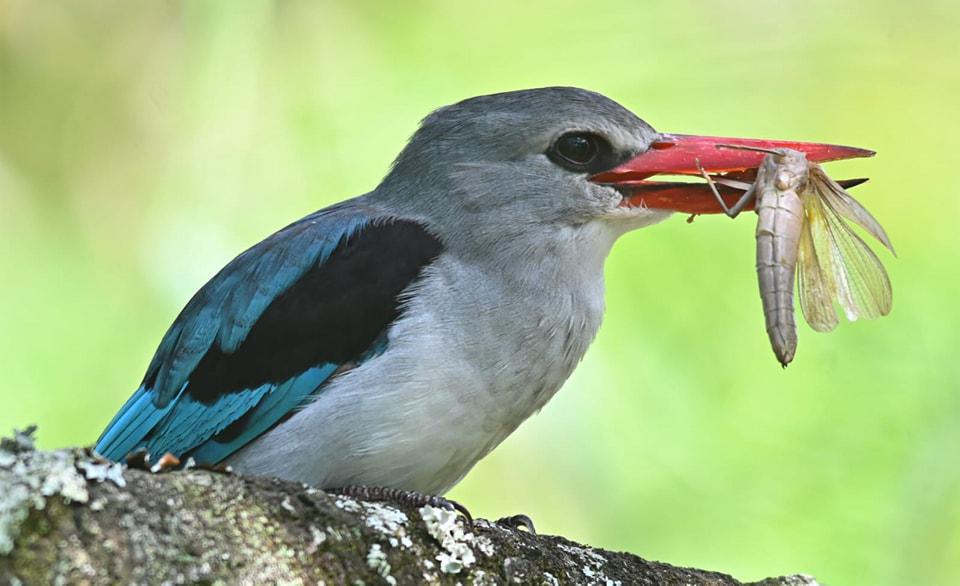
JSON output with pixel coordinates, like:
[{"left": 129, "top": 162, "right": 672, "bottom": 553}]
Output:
[{"left": 0, "top": 429, "right": 818, "bottom": 585}]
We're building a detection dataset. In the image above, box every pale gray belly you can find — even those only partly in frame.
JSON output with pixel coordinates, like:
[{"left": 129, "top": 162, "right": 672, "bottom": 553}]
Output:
[{"left": 228, "top": 271, "right": 602, "bottom": 494}]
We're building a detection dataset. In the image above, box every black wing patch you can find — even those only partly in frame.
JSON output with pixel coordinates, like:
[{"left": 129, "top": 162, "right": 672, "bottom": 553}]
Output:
[{"left": 185, "top": 219, "right": 443, "bottom": 404}]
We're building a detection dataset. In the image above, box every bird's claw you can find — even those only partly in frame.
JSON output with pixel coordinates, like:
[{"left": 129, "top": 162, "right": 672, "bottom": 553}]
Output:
[{"left": 495, "top": 513, "right": 536, "bottom": 534}]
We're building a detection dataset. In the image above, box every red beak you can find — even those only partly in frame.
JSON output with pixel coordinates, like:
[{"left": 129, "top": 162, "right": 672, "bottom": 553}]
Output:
[{"left": 589, "top": 133, "right": 875, "bottom": 214}]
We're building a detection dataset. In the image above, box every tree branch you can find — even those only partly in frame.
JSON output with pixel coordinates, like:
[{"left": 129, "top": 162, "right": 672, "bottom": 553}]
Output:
[{"left": 0, "top": 428, "right": 818, "bottom": 585}]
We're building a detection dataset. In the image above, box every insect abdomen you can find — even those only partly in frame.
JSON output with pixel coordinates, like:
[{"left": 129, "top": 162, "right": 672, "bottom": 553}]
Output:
[{"left": 755, "top": 188, "right": 804, "bottom": 366}]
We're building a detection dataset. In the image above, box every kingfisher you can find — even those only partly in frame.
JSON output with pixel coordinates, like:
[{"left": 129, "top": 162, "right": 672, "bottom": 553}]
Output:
[{"left": 96, "top": 87, "right": 871, "bottom": 497}]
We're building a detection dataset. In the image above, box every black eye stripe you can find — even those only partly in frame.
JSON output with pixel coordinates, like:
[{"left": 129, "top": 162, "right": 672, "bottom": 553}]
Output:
[{"left": 547, "top": 132, "right": 623, "bottom": 174}]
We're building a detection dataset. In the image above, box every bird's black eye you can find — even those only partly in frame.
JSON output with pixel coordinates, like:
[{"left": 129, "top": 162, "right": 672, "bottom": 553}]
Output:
[
  {"left": 548, "top": 132, "right": 615, "bottom": 173},
  {"left": 556, "top": 133, "right": 599, "bottom": 164}
]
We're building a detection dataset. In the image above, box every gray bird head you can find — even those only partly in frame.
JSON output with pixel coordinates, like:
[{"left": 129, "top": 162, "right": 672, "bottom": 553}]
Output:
[{"left": 377, "top": 87, "right": 668, "bottom": 251}]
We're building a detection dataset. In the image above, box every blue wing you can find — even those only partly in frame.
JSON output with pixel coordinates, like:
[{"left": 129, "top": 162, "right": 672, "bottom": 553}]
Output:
[{"left": 96, "top": 202, "right": 442, "bottom": 464}]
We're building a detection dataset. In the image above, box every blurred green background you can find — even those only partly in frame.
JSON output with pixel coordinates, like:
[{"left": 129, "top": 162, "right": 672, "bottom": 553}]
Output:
[{"left": 1, "top": 1, "right": 957, "bottom": 583}]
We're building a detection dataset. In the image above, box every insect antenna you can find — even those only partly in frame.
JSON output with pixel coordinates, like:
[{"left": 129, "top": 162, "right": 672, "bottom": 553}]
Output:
[{"left": 715, "top": 144, "right": 782, "bottom": 155}]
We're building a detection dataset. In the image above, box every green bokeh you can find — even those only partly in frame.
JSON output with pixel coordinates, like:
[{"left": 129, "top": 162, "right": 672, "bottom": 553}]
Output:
[{"left": 1, "top": 1, "right": 957, "bottom": 583}]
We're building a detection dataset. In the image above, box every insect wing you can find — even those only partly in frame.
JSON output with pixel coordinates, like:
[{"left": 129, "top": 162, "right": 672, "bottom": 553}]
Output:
[
  {"left": 808, "top": 165, "right": 895, "bottom": 254},
  {"left": 800, "top": 179, "right": 893, "bottom": 324},
  {"left": 797, "top": 209, "right": 840, "bottom": 332}
]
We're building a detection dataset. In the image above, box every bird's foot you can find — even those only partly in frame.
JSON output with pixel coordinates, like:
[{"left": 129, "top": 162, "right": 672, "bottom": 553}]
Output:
[
  {"left": 329, "top": 485, "right": 473, "bottom": 525},
  {"left": 495, "top": 513, "right": 536, "bottom": 534}
]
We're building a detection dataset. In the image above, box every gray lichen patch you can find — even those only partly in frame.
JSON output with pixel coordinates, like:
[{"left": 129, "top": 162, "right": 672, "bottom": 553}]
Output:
[
  {"left": 419, "top": 505, "right": 477, "bottom": 574},
  {"left": 335, "top": 496, "right": 363, "bottom": 513},
  {"left": 365, "top": 543, "right": 396, "bottom": 585},
  {"left": 77, "top": 460, "right": 126, "bottom": 488},
  {"left": 0, "top": 427, "right": 37, "bottom": 454},
  {"left": 0, "top": 427, "right": 89, "bottom": 555},
  {"left": 557, "top": 541, "right": 622, "bottom": 585},
  {"left": 360, "top": 502, "right": 413, "bottom": 550}
]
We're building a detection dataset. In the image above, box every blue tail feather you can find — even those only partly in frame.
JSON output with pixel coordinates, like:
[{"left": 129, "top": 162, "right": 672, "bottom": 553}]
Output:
[
  {"left": 143, "top": 383, "right": 273, "bottom": 458},
  {"left": 95, "top": 385, "right": 180, "bottom": 460},
  {"left": 189, "top": 364, "right": 336, "bottom": 464}
]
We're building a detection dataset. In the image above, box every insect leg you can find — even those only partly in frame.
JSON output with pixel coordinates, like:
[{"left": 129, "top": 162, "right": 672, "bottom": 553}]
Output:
[{"left": 695, "top": 159, "right": 756, "bottom": 218}]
